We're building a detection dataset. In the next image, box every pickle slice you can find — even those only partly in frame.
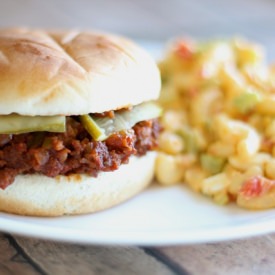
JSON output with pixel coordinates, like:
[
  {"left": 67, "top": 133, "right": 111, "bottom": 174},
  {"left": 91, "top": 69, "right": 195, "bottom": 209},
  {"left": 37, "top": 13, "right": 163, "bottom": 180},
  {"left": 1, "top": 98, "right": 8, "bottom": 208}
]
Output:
[
  {"left": 81, "top": 102, "right": 162, "bottom": 141},
  {"left": 0, "top": 114, "right": 66, "bottom": 134},
  {"left": 80, "top": 115, "right": 107, "bottom": 141}
]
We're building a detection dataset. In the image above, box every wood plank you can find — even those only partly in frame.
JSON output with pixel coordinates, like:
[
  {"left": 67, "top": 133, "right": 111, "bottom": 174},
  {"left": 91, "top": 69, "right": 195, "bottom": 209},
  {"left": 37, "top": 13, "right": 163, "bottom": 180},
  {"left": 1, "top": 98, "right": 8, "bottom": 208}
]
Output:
[
  {"left": 13, "top": 236, "right": 175, "bottom": 275},
  {"left": 2, "top": 0, "right": 274, "bottom": 41},
  {"left": 158, "top": 233, "right": 275, "bottom": 275},
  {"left": 0, "top": 234, "right": 39, "bottom": 275},
  {"left": 1, "top": 0, "right": 274, "bottom": 39}
]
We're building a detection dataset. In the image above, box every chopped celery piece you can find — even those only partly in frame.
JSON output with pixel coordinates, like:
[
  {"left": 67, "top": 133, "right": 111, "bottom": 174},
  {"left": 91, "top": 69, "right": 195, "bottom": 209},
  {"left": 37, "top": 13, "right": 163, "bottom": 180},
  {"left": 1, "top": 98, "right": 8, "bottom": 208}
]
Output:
[
  {"left": 233, "top": 90, "right": 261, "bottom": 113},
  {"left": 0, "top": 114, "right": 65, "bottom": 134},
  {"left": 177, "top": 126, "right": 199, "bottom": 153},
  {"left": 200, "top": 154, "right": 226, "bottom": 174}
]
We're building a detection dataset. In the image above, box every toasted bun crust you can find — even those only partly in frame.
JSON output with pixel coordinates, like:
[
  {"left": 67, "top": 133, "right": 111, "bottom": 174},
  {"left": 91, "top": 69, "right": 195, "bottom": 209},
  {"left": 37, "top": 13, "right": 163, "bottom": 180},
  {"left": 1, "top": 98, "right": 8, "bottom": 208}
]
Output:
[
  {"left": 0, "top": 28, "right": 160, "bottom": 115},
  {"left": 0, "top": 152, "right": 156, "bottom": 216}
]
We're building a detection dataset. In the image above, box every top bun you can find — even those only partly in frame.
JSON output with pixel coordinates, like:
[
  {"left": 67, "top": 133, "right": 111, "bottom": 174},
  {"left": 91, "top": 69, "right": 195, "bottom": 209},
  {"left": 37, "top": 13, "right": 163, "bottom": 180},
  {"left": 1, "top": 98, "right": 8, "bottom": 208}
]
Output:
[{"left": 0, "top": 28, "right": 160, "bottom": 116}]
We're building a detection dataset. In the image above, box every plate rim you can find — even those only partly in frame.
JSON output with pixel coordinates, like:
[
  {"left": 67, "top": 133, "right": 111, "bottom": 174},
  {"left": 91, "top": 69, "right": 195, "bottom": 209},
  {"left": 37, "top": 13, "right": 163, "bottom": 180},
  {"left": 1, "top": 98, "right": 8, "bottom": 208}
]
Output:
[{"left": 1, "top": 211, "right": 275, "bottom": 246}]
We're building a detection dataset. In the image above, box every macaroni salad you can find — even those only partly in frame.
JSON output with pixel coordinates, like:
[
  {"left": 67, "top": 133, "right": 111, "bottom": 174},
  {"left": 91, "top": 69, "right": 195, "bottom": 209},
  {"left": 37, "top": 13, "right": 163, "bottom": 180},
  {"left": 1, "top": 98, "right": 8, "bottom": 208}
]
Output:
[{"left": 156, "top": 38, "right": 275, "bottom": 209}]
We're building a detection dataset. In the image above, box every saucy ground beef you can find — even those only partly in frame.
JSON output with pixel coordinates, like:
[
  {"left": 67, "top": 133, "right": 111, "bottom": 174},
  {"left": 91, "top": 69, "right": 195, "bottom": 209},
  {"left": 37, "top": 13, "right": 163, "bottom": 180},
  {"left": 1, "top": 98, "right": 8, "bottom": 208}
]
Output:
[{"left": 0, "top": 117, "right": 161, "bottom": 189}]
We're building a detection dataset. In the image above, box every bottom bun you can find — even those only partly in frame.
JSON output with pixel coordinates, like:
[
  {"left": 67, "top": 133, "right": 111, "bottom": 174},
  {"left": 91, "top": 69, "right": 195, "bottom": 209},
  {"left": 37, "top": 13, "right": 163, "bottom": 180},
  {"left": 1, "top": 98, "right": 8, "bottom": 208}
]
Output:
[{"left": 0, "top": 152, "right": 156, "bottom": 216}]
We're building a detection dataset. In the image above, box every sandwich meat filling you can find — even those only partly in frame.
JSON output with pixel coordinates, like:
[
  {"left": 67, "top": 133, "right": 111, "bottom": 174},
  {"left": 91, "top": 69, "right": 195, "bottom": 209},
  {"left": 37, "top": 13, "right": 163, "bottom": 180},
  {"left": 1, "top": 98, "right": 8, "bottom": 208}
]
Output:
[{"left": 0, "top": 117, "right": 161, "bottom": 189}]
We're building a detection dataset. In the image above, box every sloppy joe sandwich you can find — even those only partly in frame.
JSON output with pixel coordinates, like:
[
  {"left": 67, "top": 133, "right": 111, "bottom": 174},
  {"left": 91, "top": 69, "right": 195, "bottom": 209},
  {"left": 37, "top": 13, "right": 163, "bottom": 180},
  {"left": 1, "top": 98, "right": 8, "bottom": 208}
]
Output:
[{"left": 0, "top": 28, "right": 161, "bottom": 216}]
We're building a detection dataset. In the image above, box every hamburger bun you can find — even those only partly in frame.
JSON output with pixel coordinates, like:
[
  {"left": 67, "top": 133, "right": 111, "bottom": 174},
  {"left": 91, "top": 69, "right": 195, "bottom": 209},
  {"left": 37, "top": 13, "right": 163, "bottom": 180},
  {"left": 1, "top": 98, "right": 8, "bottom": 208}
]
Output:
[
  {"left": 0, "top": 28, "right": 161, "bottom": 216},
  {"left": 0, "top": 28, "right": 160, "bottom": 115},
  {"left": 0, "top": 152, "right": 156, "bottom": 216}
]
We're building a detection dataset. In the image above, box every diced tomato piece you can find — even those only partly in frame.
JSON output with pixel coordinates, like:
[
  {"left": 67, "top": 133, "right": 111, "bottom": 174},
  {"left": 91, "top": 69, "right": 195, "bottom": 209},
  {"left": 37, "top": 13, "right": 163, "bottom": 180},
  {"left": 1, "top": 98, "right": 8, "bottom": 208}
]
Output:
[
  {"left": 240, "top": 176, "right": 274, "bottom": 198},
  {"left": 174, "top": 40, "right": 194, "bottom": 60}
]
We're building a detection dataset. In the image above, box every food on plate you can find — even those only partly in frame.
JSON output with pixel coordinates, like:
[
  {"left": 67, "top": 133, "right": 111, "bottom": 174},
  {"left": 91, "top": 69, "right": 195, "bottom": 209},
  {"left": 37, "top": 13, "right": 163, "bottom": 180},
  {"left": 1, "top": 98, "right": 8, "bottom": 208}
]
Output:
[
  {"left": 0, "top": 28, "right": 161, "bottom": 216},
  {"left": 156, "top": 37, "right": 275, "bottom": 209}
]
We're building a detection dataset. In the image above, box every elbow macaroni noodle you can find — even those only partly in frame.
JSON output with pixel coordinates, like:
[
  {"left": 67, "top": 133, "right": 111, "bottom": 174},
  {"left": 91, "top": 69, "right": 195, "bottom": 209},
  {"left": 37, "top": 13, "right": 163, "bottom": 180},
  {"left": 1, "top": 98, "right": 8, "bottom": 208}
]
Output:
[{"left": 155, "top": 38, "right": 275, "bottom": 209}]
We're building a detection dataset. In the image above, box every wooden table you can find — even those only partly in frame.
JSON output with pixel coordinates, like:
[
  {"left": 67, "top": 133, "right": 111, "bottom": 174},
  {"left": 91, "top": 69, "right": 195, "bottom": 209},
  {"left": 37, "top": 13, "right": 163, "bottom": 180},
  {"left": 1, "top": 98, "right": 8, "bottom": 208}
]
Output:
[
  {"left": 1, "top": 233, "right": 275, "bottom": 274},
  {"left": 1, "top": 0, "right": 275, "bottom": 274}
]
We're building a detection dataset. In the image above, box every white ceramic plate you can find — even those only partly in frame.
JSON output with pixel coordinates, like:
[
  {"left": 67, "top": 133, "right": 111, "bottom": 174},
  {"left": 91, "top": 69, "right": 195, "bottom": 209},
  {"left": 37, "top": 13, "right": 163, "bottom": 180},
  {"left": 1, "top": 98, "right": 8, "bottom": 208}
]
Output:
[
  {"left": 1, "top": 42, "right": 275, "bottom": 246},
  {"left": 1, "top": 183, "right": 275, "bottom": 245}
]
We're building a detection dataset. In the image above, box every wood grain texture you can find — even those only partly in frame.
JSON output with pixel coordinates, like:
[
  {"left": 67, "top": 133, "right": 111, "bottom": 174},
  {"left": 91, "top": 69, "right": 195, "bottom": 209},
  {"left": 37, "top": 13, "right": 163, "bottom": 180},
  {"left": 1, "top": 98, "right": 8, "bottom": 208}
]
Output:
[
  {"left": 0, "top": 234, "right": 39, "bottom": 275},
  {"left": 1, "top": 0, "right": 275, "bottom": 41},
  {"left": 0, "top": 0, "right": 274, "bottom": 60},
  {"left": 13, "top": 236, "right": 175, "bottom": 275},
  {"left": 158, "top": 233, "right": 275, "bottom": 275}
]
